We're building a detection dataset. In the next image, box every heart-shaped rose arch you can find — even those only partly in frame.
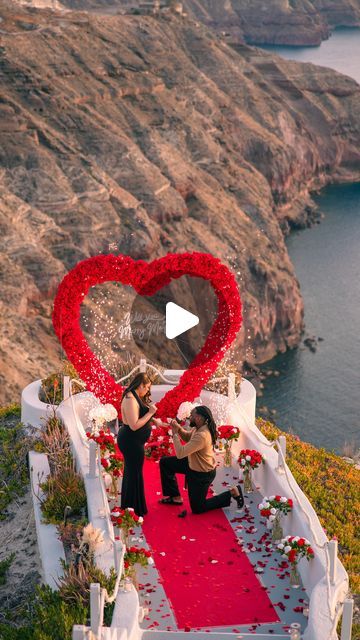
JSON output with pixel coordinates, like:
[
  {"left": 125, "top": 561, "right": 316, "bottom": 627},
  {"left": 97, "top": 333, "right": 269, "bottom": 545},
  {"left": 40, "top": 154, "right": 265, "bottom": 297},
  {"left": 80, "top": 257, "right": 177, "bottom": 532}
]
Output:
[{"left": 52, "top": 252, "right": 242, "bottom": 419}]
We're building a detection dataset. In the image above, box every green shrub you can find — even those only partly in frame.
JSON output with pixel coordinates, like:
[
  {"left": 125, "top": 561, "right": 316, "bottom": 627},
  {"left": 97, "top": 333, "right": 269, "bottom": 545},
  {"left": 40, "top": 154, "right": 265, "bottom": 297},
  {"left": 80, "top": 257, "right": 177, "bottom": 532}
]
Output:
[
  {"left": 0, "top": 404, "right": 21, "bottom": 419},
  {"left": 40, "top": 467, "right": 87, "bottom": 524},
  {"left": 0, "top": 553, "right": 15, "bottom": 586},
  {"left": 57, "top": 559, "right": 116, "bottom": 617},
  {"left": 0, "top": 584, "right": 88, "bottom": 640},
  {"left": 0, "top": 422, "right": 32, "bottom": 518},
  {"left": 38, "top": 413, "right": 73, "bottom": 475},
  {"left": 39, "top": 361, "right": 84, "bottom": 406},
  {"left": 257, "top": 418, "right": 360, "bottom": 593},
  {"left": 0, "top": 571, "right": 115, "bottom": 640},
  {"left": 39, "top": 373, "right": 63, "bottom": 405}
]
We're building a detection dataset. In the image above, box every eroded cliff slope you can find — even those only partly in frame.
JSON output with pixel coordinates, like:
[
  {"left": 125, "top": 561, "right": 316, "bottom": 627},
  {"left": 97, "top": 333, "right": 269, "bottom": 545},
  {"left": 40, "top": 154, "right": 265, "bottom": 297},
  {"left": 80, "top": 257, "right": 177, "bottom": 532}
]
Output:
[
  {"left": 181, "top": 0, "right": 360, "bottom": 46},
  {"left": 1, "top": 3, "right": 360, "bottom": 403},
  {"left": 39, "top": 0, "right": 360, "bottom": 45}
]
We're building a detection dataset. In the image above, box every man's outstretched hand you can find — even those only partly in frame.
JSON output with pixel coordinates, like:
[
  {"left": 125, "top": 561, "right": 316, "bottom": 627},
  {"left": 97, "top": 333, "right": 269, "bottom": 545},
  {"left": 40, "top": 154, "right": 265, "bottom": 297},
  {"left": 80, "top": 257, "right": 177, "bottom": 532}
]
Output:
[{"left": 169, "top": 419, "right": 180, "bottom": 433}]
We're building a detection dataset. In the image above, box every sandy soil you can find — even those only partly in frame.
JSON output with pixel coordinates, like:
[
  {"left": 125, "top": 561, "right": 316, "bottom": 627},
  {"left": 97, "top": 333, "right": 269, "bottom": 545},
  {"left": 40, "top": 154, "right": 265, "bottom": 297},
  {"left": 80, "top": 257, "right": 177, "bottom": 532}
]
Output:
[{"left": 0, "top": 484, "right": 42, "bottom": 625}]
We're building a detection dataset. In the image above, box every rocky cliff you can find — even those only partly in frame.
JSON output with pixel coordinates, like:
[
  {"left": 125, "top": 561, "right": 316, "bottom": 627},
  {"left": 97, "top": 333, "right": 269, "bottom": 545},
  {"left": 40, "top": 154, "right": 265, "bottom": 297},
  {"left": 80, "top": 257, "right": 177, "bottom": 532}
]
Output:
[
  {"left": 180, "top": 0, "right": 360, "bottom": 46},
  {"left": 0, "top": 2, "right": 360, "bottom": 403},
  {"left": 35, "top": 0, "right": 360, "bottom": 45}
]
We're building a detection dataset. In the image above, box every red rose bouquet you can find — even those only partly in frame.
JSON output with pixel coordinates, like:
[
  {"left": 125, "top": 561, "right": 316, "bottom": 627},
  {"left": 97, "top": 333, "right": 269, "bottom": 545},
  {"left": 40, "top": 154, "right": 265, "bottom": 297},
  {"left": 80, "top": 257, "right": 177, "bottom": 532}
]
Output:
[
  {"left": 238, "top": 449, "right": 264, "bottom": 492},
  {"left": 277, "top": 535, "right": 314, "bottom": 563},
  {"left": 86, "top": 429, "right": 116, "bottom": 455},
  {"left": 101, "top": 451, "right": 123, "bottom": 477},
  {"left": 123, "top": 546, "right": 154, "bottom": 590},
  {"left": 258, "top": 495, "right": 293, "bottom": 520},
  {"left": 124, "top": 546, "right": 153, "bottom": 566},
  {"left": 217, "top": 425, "right": 240, "bottom": 444},
  {"left": 258, "top": 495, "right": 294, "bottom": 542},
  {"left": 111, "top": 506, "right": 144, "bottom": 528},
  {"left": 277, "top": 536, "right": 314, "bottom": 587},
  {"left": 218, "top": 425, "right": 241, "bottom": 467},
  {"left": 238, "top": 449, "right": 264, "bottom": 470},
  {"left": 145, "top": 424, "right": 173, "bottom": 461}
]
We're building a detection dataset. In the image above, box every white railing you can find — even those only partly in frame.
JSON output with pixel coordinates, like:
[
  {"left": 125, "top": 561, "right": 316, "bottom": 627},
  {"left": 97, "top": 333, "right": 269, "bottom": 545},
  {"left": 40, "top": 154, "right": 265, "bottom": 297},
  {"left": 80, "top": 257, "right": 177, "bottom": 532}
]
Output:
[
  {"left": 58, "top": 364, "right": 354, "bottom": 639},
  {"left": 116, "top": 358, "right": 178, "bottom": 385},
  {"left": 65, "top": 359, "right": 237, "bottom": 402},
  {"left": 231, "top": 402, "right": 353, "bottom": 640}
]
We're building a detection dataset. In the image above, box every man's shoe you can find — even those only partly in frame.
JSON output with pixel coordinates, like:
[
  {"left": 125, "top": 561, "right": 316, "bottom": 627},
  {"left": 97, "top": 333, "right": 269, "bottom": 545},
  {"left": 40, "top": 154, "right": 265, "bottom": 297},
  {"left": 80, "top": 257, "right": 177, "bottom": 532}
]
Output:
[
  {"left": 232, "top": 484, "right": 244, "bottom": 509},
  {"left": 158, "top": 497, "right": 183, "bottom": 505}
]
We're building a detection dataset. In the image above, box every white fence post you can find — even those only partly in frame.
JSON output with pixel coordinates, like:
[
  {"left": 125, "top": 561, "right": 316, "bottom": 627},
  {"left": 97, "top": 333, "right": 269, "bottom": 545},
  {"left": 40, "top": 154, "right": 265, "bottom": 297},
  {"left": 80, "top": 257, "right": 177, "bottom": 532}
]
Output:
[
  {"left": 90, "top": 583, "right": 101, "bottom": 635},
  {"left": 71, "top": 624, "right": 88, "bottom": 640},
  {"left": 227, "top": 373, "right": 236, "bottom": 401},
  {"left": 72, "top": 625, "right": 87, "bottom": 640},
  {"left": 328, "top": 539, "right": 338, "bottom": 585},
  {"left": 63, "top": 375, "right": 70, "bottom": 401},
  {"left": 139, "top": 358, "right": 147, "bottom": 372},
  {"left": 113, "top": 539, "right": 123, "bottom": 573},
  {"left": 341, "top": 599, "right": 354, "bottom": 640},
  {"left": 277, "top": 435, "right": 286, "bottom": 474},
  {"left": 87, "top": 440, "right": 98, "bottom": 479}
]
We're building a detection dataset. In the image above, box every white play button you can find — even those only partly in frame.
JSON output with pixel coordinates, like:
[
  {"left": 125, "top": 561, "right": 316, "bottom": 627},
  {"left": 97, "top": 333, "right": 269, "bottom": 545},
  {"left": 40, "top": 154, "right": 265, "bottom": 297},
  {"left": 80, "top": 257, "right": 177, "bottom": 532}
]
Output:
[{"left": 165, "top": 302, "right": 199, "bottom": 340}]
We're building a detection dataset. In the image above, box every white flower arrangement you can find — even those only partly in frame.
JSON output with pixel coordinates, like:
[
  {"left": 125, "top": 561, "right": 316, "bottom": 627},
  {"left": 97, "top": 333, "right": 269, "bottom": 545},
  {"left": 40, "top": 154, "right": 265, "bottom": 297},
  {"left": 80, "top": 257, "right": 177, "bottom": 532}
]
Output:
[
  {"left": 177, "top": 401, "right": 197, "bottom": 421},
  {"left": 89, "top": 403, "right": 118, "bottom": 427},
  {"left": 80, "top": 523, "right": 104, "bottom": 553}
]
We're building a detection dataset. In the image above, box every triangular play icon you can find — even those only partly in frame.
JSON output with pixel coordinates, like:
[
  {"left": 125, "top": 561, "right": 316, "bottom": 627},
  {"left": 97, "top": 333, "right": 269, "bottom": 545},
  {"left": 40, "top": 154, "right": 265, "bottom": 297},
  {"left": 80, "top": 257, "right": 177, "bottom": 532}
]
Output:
[{"left": 165, "top": 302, "right": 199, "bottom": 340}]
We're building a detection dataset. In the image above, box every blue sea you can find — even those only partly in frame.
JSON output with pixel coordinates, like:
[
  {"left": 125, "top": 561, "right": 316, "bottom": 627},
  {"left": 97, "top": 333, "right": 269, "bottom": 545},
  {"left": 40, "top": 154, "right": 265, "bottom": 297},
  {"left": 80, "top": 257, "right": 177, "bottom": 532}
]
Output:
[{"left": 258, "top": 29, "right": 360, "bottom": 453}]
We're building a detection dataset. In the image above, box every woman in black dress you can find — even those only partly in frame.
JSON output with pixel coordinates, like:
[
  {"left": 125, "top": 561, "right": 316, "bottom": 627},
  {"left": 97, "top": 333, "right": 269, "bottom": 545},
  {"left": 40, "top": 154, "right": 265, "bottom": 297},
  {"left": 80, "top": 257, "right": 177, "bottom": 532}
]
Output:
[{"left": 117, "top": 373, "right": 157, "bottom": 516}]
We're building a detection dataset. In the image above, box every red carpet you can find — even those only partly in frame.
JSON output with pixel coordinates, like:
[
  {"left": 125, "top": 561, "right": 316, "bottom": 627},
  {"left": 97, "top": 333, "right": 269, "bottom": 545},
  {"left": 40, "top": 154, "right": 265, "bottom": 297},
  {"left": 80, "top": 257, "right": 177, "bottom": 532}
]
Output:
[{"left": 142, "top": 459, "right": 280, "bottom": 630}]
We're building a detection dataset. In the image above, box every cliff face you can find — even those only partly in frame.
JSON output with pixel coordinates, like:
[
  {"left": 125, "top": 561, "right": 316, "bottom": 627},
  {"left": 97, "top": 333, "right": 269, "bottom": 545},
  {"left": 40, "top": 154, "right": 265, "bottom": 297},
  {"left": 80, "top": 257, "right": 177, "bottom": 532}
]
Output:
[
  {"left": 36, "top": 0, "right": 360, "bottom": 45},
  {"left": 312, "top": 0, "right": 360, "bottom": 27},
  {"left": 180, "top": 0, "right": 360, "bottom": 45},
  {"left": 0, "top": 2, "right": 360, "bottom": 403},
  {"left": 11, "top": 0, "right": 360, "bottom": 45}
]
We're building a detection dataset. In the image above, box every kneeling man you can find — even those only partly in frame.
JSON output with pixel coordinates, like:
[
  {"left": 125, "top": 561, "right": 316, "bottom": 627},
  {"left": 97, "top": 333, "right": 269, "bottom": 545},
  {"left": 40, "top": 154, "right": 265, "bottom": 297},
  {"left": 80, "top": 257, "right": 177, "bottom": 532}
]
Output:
[{"left": 159, "top": 405, "right": 244, "bottom": 514}]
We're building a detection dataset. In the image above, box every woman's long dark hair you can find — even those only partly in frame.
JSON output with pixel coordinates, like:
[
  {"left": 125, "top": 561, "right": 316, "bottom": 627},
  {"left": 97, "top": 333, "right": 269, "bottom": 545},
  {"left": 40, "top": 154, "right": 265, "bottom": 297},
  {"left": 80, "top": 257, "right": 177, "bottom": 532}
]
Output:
[
  {"left": 194, "top": 405, "right": 217, "bottom": 447},
  {"left": 121, "top": 373, "right": 152, "bottom": 403}
]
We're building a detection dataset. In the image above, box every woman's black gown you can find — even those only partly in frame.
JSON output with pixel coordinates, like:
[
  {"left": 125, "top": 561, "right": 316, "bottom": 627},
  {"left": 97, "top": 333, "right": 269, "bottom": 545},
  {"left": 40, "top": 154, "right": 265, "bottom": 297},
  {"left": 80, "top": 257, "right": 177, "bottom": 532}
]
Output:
[{"left": 117, "top": 390, "right": 152, "bottom": 516}]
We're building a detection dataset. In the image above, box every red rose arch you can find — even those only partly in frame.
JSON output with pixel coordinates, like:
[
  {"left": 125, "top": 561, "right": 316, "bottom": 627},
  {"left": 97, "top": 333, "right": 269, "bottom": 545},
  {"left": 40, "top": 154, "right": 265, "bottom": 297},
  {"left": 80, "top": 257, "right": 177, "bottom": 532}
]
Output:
[{"left": 52, "top": 252, "right": 242, "bottom": 419}]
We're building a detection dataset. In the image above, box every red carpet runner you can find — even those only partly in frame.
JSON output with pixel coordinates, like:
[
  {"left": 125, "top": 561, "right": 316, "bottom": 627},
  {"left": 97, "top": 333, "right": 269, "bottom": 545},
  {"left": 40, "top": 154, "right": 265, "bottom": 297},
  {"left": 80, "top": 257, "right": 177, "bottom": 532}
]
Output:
[{"left": 142, "top": 459, "right": 279, "bottom": 630}]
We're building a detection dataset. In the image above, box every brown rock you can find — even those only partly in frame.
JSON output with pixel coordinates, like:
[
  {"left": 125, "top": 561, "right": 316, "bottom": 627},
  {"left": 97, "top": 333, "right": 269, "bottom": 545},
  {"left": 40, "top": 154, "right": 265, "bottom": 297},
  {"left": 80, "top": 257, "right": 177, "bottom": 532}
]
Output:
[{"left": 0, "top": 3, "right": 359, "bottom": 403}]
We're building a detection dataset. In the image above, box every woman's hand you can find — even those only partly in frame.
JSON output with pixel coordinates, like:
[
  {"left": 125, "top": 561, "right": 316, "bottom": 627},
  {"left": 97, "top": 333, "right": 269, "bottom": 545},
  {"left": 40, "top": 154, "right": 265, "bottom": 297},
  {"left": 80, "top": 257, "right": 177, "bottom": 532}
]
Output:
[{"left": 148, "top": 402, "right": 157, "bottom": 415}]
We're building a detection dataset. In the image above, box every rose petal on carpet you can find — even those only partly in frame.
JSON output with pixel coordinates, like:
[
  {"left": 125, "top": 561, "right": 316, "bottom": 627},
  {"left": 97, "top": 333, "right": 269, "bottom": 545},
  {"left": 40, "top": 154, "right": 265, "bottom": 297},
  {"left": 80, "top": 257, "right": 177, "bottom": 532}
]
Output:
[{"left": 142, "top": 459, "right": 280, "bottom": 629}]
